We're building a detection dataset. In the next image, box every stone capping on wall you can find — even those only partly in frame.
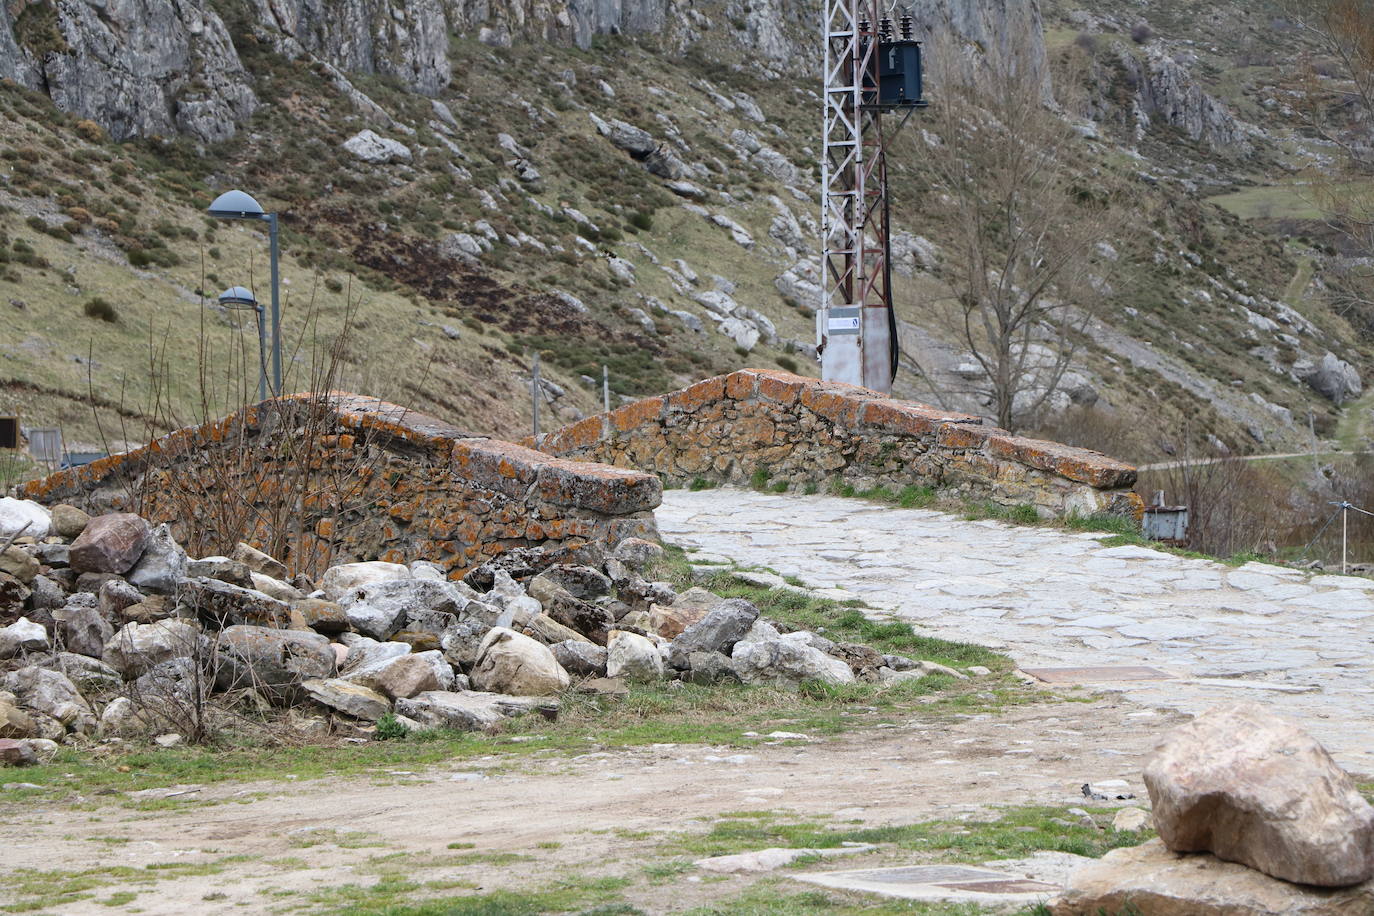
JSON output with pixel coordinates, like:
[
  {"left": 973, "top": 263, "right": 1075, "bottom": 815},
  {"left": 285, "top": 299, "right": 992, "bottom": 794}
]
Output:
[
  {"left": 21, "top": 393, "right": 661, "bottom": 514},
  {"left": 532, "top": 369, "right": 1139, "bottom": 511}
]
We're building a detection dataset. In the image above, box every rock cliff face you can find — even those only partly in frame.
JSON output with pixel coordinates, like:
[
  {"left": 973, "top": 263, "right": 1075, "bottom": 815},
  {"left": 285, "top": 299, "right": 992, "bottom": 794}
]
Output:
[
  {"left": 1121, "top": 46, "right": 1250, "bottom": 153},
  {"left": 1, "top": 0, "right": 256, "bottom": 143},
  {"left": 0, "top": 0, "right": 1048, "bottom": 140}
]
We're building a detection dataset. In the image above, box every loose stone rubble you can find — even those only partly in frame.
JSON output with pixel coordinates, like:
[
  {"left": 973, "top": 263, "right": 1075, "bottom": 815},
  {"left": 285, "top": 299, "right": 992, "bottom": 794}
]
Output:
[{"left": 0, "top": 499, "right": 959, "bottom": 761}]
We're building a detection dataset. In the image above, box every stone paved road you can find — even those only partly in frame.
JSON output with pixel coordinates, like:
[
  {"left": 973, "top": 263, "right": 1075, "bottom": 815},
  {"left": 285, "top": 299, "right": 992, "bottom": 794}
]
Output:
[{"left": 658, "top": 488, "right": 1374, "bottom": 772}]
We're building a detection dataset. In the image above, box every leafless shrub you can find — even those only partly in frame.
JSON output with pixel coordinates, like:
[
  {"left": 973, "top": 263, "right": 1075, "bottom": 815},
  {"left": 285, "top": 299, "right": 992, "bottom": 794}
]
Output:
[
  {"left": 84, "top": 269, "right": 431, "bottom": 578},
  {"left": 1138, "top": 457, "right": 1291, "bottom": 558}
]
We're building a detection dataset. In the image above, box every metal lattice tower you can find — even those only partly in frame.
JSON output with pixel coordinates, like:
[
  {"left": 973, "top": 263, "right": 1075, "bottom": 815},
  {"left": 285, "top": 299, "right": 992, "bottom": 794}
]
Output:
[{"left": 819, "top": 1, "right": 920, "bottom": 392}]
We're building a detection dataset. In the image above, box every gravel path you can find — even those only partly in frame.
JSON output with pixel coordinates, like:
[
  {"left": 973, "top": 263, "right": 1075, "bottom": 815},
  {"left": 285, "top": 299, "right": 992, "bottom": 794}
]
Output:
[{"left": 659, "top": 488, "right": 1374, "bottom": 774}]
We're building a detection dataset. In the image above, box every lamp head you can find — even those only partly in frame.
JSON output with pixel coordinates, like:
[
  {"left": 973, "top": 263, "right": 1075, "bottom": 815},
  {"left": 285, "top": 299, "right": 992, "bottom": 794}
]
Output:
[
  {"left": 217, "top": 285, "right": 259, "bottom": 308},
  {"left": 208, "top": 189, "right": 266, "bottom": 219}
]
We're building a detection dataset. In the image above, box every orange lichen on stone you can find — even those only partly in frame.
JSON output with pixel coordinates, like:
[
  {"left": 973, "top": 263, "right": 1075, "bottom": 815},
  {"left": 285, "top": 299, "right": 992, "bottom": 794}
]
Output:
[
  {"left": 754, "top": 371, "right": 807, "bottom": 405},
  {"left": 611, "top": 395, "right": 666, "bottom": 433},
  {"left": 667, "top": 374, "right": 728, "bottom": 413},
  {"left": 985, "top": 435, "right": 1137, "bottom": 489}
]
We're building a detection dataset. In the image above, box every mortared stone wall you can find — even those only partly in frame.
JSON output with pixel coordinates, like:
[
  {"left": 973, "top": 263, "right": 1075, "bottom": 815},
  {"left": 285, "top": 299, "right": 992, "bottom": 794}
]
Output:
[
  {"left": 532, "top": 369, "right": 1141, "bottom": 518},
  {"left": 19, "top": 394, "right": 660, "bottom": 577}
]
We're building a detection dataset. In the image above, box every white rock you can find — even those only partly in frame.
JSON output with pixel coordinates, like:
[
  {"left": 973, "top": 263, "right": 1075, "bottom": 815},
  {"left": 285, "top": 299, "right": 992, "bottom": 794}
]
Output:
[
  {"left": 342, "top": 129, "right": 413, "bottom": 164},
  {"left": 470, "top": 627, "right": 569, "bottom": 696},
  {"left": 0, "top": 498, "right": 50, "bottom": 540},
  {"left": 0, "top": 618, "right": 49, "bottom": 659},
  {"left": 320, "top": 562, "right": 409, "bottom": 602},
  {"left": 606, "top": 630, "right": 664, "bottom": 681}
]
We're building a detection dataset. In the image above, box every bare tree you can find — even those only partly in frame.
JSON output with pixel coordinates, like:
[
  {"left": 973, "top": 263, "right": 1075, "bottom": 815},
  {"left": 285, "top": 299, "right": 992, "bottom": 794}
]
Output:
[
  {"left": 1287, "top": 0, "right": 1374, "bottom": 335},
  {"left": 916, "top": 50, "right": 1117, "bottom": 431}
]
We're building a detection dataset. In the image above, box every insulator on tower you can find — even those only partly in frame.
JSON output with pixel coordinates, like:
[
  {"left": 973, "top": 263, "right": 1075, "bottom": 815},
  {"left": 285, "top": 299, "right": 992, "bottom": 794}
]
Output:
[
  {"left": 858, "top": 17, "right": 870, "bottom": 35},
  {"left": 878, "top": 17, "right": 894, "bottom": 41},
  {"left": 899, "top": 12, "right": 914, "bottom": 39}
]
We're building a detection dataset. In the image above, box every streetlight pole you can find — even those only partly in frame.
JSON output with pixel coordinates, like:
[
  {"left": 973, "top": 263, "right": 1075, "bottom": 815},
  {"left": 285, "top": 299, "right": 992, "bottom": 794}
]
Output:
[
  {"left": 218, "top": 286, "right": 267, "bottom": 402},
  {"left": 208, "top": 190, "right": 283, "bottom": 397},
  {"left": 266, "top": 213, "right": 282, "bottom": 397}
]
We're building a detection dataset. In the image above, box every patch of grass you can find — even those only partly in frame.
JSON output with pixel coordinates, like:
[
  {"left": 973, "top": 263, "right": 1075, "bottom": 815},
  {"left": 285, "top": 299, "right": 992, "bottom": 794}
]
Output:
[
  {"left": 688, "top": 477, "right": 717, "bottom": 491},
  {"left": 749, "top": 465, "right": 772, "bottom": 490},
  {"left": 663, "top": 805, "right": 1151, "bottom": 862},
  {"left": 304, "top": 873, "right": 635, "bottom": 916},
  {"left": 99, "top": 891, "right": 138, "bottom": 906},
  {"left": 680, "top": 881, "right": 996, "bottom": 914}
]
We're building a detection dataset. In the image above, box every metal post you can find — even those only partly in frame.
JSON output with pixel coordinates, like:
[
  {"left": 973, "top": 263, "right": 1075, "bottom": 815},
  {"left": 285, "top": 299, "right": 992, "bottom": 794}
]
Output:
[
  {"left": 1343, "top": 503, "right": 1349, "bottom": 574},
  {"left": 254, "top": 305, "right": 268, "bottom": 403},
  {"left": 602, "top": 365, "right": 610, "bottom": 414},
  {"left": 531, "top": 352, "right": 541, "bottom": 439},
  {"left": 266, "top": 213, "right": 283, "bottom": 397}
]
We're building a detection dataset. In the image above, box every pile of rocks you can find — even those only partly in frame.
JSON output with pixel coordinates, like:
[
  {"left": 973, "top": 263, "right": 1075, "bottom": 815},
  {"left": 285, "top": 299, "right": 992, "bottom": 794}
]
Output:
[
  {"left": 1052, "top": 703, "right": 1374, "bottom": 915},
  {"left": 0, "top": 497, "right": 959, "bottom": 761}
]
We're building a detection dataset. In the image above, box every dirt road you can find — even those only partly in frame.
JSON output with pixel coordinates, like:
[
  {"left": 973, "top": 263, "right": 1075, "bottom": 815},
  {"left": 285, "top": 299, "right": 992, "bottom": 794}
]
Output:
[{"left": 0, "top": 696, "right": 1181, "bottom": 914}]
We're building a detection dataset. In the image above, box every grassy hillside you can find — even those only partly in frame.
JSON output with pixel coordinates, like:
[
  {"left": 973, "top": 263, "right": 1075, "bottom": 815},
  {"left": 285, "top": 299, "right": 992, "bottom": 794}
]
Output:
[{"left": 1, "top": 0, "right": 1370, "bottom": 478}]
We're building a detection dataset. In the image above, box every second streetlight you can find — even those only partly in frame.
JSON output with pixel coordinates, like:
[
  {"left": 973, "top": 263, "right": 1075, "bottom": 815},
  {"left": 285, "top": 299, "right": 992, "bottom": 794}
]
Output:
[{"left": 207, "top": 189, "right": 282, "bottom": 396}]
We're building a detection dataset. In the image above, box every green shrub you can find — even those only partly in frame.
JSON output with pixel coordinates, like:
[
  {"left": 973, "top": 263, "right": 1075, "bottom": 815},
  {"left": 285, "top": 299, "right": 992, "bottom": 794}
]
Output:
[
  {"left": 127, "top": 247, "right": 152, "bottom": 268},
  {"left": 776, "top": 355, "right": 799, "bottom": 373},
  {"left": 83, "top": 297, "right": 118, "bottom": 322},
  {"left": 374, "top": 713, "right": 408, "bottom": 740}
]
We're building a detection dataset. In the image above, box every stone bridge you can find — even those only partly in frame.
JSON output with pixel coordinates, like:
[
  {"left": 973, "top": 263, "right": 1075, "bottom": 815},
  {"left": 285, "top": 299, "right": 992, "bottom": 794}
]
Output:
[
  {"left": 18, "top": 371, "right": 1138, "bottom": 576},
  {"left": 534, "top": 369, "right": 1140, "bottom": 518},
  {"left": 19, "top": 394, "right": 659, "bottom": 577}
]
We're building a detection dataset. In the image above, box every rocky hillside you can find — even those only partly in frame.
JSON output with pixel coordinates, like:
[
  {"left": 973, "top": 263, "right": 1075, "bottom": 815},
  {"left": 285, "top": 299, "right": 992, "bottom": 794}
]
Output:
[{"left": 0, "top": 0, "right": 1369, "bottom": 467}]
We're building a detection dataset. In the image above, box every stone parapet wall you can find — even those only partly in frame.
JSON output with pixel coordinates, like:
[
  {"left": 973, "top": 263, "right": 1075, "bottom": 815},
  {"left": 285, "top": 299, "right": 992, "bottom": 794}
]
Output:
[
  {"left": 19, "top": 393, "right": 660, "bottom": 576},
  {"left": 532, "top": 369, "right": 1141, "bottom": 518}
]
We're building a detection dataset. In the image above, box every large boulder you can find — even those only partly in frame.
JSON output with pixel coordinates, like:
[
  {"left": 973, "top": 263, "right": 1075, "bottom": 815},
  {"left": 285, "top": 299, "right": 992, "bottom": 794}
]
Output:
[
  {"left": 292, "top": 599, "right": 349, "bottom": 635},
  {"left": 0, "top": 738, "right": 37, "bottom": 767},
  {"left": 1144, "top": 703, "right": 1374, "bottom": 887},
  {"left": 68, "top": 514, "right": 150, "bottom": 574},
  {"left": 527, "top": 579, "right": 613, "bottom": 645},
  {"left": 178, "top": 577, "right": 289, "bottom": 628},
  {"left": 611, "top": 538, "right": 665, "bottom": 572},
  {"left": 0, "top": 498, "right": 51, "bottom": 540},
  {"left": 39, "top": 653, "right": 123, "bottom": 700},
  {"left": 372, "top": 650, "right": 454, "bottom": 700},
  {"left": 469, "top": 627, "right": 569, "bottom": 696},
  {"left": 102, "top": 620, "right": 206, "bottom": 678},
  {"left": 1050, "top": 839, "right": 1374, "bottom": 915},
  {"left": 0, "top": 547, "right": 39, "bottom": 584},
  {"left": 339, "top": 578, "right": 468, "bottom": 641},
  {"left": 52, "top": 603, "right": 112, "bottom": 658},
  {"left": 551, "top": 640, "right": 607, "bottom": 677},
  {"left": 342, "top": 129, "right": 412, "bottom": 164},
  {"left": 605, "top": 630, "right": 663, "bottom": 681},
  {"left": 650, "top": 587, "right": 727, "bottom": 640},
  {"left": 395, "top": 690, "right": 555, "bottom": 731},
  {"left": 231, "top": 542, "right": 289, "bottom": 580},
  {"left": 1299, "top": 351, "right": 1363, "bottom": 405},
  {"left": 0, "top": 618, "right": 49, "bottom": 659},
  {"left": 667, "top": 599, "right": 759, "bottom": 669},
  {"left": 338, "top": 636, "right": 413, "bottom": 685},
  {"left": 0, "top": 692, "right": 38, "bottom": 739},
  {"left": 213, "top": 626, "right": 336, "bottom": 704},
  {"left": 1, "top": 667, "right": 95, "bottom": 734},
  {"left": 321, "top": 561, "right": 409, "bottom": 602},
  {"left": 48, "top": 505, "right": 90, "bottom": 539},
  {"left": 301, "top": 679, "right": 391, "bottom": 721},
  {"left": 731, "top": 635, "right": 856, "bottom": 686},
  {"left": 529, "top": 565, "right": 612, "bottom": 601},
  {"left": 126, "top": 524, "right": 187, "bottom": 593}
]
